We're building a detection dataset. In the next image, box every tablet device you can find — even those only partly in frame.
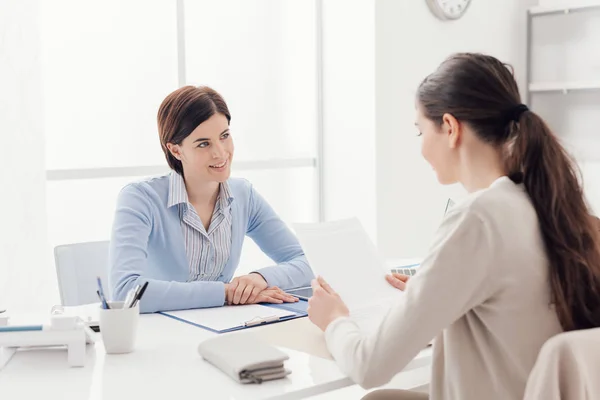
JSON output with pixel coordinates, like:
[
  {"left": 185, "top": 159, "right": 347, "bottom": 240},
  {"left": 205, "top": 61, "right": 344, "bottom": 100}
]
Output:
[{"left": 285, "top": 287, "right": 313, "bottom": 301}]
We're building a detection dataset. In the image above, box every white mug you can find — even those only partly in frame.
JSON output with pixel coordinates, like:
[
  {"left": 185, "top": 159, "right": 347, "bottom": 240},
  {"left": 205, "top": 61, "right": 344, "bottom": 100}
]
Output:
[{"left": 99, "top": 301, "right": 139, "bottom": 354}]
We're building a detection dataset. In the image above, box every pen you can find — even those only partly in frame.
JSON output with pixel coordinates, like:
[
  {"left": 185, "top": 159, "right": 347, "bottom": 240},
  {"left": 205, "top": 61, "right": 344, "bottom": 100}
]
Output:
[
  {"left": 124, "top": 285, "right": 140, "bottom": 308},
  {"left": 96, "top": 277, "right": 110, "bottom": 309},
  {"left": 244, "top": 315, "right": 280, "bottom": 327},
  {"left": 131, "top": 281, "right": 149, "bottom": 308}
]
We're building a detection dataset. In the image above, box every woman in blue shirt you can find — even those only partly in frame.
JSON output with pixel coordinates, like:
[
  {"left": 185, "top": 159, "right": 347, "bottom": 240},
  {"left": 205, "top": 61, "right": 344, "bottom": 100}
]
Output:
[{"left": 109, "top": 86, "right": 314, "bottom": 313}]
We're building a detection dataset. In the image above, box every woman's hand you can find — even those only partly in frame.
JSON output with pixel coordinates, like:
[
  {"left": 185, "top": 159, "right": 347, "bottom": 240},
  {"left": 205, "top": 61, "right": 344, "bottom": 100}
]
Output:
[
  {"left": 226, "top": 273, "right": 269, "bottom": 305},
  {"left": 252, "top": 287, "right": 298, "bottom": 304},
  {"left": 225, "top": 274, "right": 298, "bottom": 305},
  {"left": 385, "top": 273, "right": 410, "bottom": 291},
  {"left": 307, "top": 276, "right": 349, "bottom": 332}
]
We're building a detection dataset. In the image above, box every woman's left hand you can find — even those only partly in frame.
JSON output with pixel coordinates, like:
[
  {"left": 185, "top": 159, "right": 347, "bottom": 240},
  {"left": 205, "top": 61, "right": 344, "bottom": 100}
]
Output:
[
  {"left": 307, "top": 276, "right": 350, "bottom": 331},
  {"left": 227, "top": 273, "right": 269, "bottom": 305}
]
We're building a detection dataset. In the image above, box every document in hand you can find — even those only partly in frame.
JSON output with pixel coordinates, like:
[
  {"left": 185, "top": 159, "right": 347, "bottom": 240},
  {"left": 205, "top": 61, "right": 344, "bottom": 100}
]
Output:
[{"left": 293, "top": 218, "right": 402, "bottom": 332}]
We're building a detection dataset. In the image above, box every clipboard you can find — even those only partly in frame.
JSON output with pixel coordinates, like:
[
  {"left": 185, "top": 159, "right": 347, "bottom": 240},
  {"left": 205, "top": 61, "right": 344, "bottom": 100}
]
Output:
[{"left": 159, "top": 301, "right": 308, "bottom": 334}]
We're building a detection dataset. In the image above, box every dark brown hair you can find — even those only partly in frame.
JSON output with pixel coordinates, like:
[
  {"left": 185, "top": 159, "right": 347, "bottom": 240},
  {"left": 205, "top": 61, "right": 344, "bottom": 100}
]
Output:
[
  {"left": 157, "top": 85, "right": 231, "bottom": 175},
  {"left": 417, "top": 53, "right": 600, "bottom": 331}
]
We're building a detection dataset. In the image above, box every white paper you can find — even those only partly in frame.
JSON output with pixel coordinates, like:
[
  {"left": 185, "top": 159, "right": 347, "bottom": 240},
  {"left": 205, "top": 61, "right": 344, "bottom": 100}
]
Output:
[
  {"left": 293, "top": 218, "right": 401, "bottom": 330},
  {"left": 349, "top": 299, "right": 395, "bottom": 333},
  {"left": 165, "top": 305, "right": 296, "bottom": 332}
]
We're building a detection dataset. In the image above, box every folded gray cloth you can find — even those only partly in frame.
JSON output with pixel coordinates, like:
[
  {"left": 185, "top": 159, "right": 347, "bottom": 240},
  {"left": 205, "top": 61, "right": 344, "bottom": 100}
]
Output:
[{"left": 198, "top": 332, "right": 291, "bottom": 384}]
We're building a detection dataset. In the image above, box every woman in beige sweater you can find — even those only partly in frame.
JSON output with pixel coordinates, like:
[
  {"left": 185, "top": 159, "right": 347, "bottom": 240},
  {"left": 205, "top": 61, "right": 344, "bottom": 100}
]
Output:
[{"left": 307, "top": 53, "right": 600, "bottom": 400}]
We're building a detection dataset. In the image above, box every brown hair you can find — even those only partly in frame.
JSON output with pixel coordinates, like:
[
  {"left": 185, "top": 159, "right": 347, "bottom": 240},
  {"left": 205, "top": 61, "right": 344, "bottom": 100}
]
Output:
[
  {"left": 157, "top": 85, "right": 231, "bottom": 175},
  {"left": 417, "top": 53, "right": 600, "bottom": 331}
]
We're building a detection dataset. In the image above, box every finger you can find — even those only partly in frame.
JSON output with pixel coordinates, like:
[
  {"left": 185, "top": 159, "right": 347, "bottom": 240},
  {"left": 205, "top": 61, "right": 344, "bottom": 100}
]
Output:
[
  {"left": 271, "top": 291, "right": 299, "bottom": 303},
  {"left": 253, "top": 289, "right": 278, "bottom": 304},
  {"left": 227, "top": 280, "right": 239, "bottom": 304},
  {"left": 317, "top": 276, "right": 337, "bottom": 295},
  {"left": 266, "top": 290, "right": 285, "bottom": 300},
  {"left": 273, "top": 288, "right": 297, "bottom": 301},
  {"left": 386, "top": 274, "right": 406, "bottom": 290},
  {"left": 239, "top": 284, "right": 255, "bottom": 304},
  {"left": 391, "top": 273, "right": 410, "bottom": 282},
  {"left": 247, "top": 286, "right": 263, "bottom": 304},
  {"left": 311, "top": 278, "right": 322, "bottom": 291},
  {"left": 260, "top": 288, "right": 279, "bottom": 296},
  {"left": 258, "top": 294, "right": 283, "bottom": 304},
  {"left": 233, "top": 282, "right": 247, "bottom": 305}
]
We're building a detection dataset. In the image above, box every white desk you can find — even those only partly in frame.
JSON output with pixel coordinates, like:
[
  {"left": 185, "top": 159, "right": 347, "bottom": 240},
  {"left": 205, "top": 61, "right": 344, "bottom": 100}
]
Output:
[{"left": 0, "top": 312, "right": 432, "bottom": 400}]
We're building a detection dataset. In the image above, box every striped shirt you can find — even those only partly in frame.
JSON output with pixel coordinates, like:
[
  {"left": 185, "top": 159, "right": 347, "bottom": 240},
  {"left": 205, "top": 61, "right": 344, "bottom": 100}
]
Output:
[
  {"left": 110, "top": 174, "right": 314, "bottom": 312},
  {"left": 167, "top": 172, "right": 233, "bottom": 282}
]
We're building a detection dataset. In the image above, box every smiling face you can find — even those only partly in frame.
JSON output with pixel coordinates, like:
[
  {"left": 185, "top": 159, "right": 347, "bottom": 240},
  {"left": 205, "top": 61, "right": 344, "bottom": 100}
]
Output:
[{"left": 166, "top": 113, "right": 234, "bottom": 183}]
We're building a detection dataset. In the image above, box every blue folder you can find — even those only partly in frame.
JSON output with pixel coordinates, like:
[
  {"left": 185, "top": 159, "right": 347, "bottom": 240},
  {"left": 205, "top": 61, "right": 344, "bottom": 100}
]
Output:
[{"left": 159, "top": 300, "right": 308, "bottom": 334}]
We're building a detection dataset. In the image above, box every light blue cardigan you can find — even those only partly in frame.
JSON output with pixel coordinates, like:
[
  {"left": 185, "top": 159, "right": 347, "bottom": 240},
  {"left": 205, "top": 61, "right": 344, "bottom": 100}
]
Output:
[{"left": 108, "top": 174, "right": 314, "bottom": 313}]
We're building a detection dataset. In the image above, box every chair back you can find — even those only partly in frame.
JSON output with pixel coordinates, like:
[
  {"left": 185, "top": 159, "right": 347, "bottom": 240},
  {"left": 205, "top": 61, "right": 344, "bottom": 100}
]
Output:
[
  {"left": 523, "top": 327, "right": 600, "bottom": 400},
  {"left": 54, "top": 241, "right": 110, "bottom": 306}
]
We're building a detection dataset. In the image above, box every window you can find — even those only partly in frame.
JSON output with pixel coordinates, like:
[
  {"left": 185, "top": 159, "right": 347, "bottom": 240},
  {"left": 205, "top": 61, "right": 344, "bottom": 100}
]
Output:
[{"left": 41, "top": 0, "right": 321, "bottom": 271}]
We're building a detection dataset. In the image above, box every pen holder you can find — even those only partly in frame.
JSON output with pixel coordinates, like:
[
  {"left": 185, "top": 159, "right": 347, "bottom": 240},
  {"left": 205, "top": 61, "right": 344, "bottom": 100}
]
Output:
[{"left": 99, "top": 301, "right": 139, "bottom": 354}]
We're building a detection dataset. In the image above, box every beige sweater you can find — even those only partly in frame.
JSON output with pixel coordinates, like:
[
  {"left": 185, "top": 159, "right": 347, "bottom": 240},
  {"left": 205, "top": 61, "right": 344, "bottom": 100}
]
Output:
[{"left": 325, "top": 177, "right": 563, "bottom": 400}]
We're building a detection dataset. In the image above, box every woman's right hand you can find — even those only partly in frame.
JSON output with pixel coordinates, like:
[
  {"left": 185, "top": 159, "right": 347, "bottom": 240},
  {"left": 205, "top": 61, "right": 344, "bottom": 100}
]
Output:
[{"left": 385, "top": 273, "right": 410, "bottom": 291}]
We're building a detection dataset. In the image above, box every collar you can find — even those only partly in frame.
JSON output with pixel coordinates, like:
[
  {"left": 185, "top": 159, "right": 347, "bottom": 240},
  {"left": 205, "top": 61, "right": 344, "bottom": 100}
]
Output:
[{"left": 167, "top": 171, "right": 234, "bottom": 210}]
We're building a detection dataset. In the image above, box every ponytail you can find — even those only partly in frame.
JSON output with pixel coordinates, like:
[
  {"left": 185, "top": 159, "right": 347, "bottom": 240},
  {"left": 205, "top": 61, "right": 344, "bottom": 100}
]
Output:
[
  {"left": 507, "top": 110, "right": 600, "bottom": 331},
  {"left": 417, "top": 52, "right": 600, "bottom": 330}
]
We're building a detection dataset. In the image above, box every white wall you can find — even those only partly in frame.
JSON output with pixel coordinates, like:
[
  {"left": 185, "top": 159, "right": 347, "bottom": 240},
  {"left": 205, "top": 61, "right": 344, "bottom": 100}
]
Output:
[
  {"left": 374, "top": 0, "right": 538, "bottom": 258},
  {"left": 322, "top": 0, "right": 377, "bottom": 240},
  {"left": 0, "top": 0, "right": 55, "bottom": 310}
]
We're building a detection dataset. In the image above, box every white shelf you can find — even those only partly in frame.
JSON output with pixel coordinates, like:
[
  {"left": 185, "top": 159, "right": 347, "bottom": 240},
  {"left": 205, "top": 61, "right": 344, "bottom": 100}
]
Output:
[
  {"left": 529, "top": 81, "right": 600, "bottom": 93},
  {"left": 529, "top": 2, "right": 600, "bottom": 16}
]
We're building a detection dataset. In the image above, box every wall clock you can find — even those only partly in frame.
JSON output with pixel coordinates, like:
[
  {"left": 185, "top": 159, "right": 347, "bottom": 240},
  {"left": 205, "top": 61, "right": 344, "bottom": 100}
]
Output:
[{"left": 426, "top": 0, "right": 472, "bottom": 20}]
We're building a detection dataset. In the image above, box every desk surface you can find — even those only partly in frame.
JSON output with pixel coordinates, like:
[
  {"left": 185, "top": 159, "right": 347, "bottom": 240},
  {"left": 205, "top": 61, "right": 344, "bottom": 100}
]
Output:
[{"left": 0, "top": 311, "right": 432, "bottom": 400}]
